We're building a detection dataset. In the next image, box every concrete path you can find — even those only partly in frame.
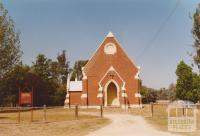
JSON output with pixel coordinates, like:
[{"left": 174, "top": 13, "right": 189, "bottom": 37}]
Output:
[{"left": 86, "top": 113, "right": 180, "bottom": 136}]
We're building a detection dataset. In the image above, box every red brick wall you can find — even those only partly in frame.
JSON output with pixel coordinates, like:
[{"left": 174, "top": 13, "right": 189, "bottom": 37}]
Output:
[
  {"left": 69, "top": 35, "right": 140, "bottom": 106},
  {"left": 84, "top": 36, "right": 139, "bottom": 105}
]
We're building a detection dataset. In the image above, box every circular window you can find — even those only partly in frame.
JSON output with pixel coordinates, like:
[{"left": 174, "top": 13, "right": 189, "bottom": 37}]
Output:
[{"left": 104, "top": 43, "right": 117, "bottom": 55}]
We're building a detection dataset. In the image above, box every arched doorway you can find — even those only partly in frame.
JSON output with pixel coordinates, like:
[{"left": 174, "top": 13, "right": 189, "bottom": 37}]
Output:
[{"left": 106, "top": 81, "right": 119, "bottom": 106}]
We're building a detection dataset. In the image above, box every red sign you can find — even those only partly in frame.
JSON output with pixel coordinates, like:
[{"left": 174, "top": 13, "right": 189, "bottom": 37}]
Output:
[{"left": 20, "top": 92, "right": 32, "bottom": 105}]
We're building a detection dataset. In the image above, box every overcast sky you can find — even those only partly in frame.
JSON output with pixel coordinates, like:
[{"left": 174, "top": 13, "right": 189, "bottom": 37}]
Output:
[{"left": 3, "top": 0, "right": 200, "bottom": 89}]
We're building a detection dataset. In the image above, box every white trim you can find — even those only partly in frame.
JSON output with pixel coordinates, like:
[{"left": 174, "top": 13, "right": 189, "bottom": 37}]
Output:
[
  {"left": 134, "top": 66, "right": 141, "bottom": 79},
  {"left": 129, "top": 104, "right": 143, "bottom": 108},
  {"left": 97, "top": 87, "right": 103, "bottom": 98},
  {"left": 66, "top": 73, "right": 72, "bottom": 91},
  {"left": 80, "top": 106, "right": 101, "bottom": 109},
  {"left": 98, "top": 66, "right": 126, "bottom": 106},
  {"left": 121, "top": 83, "right": 126, "bottom": 91},
  {"left": 64, "top": 105, "right": 142, "bottom": 109},
  {"left": 64, "top": 99, "right": 69, "bottom": 103},
  {"left": 83, "top": 32, "right": 112, "bottom": 74},
  {"left": 64, "top": 105, "right": 101, "bottom": 109},
  {"left": 135, "top": 93, "right": 142, "bottom": 98},
  {"left": 83, "top": 32, "right": 140, "bottom": 75},
  {"left": 81, "top": 93, "right": 87, "bottom": 98},
  {"left": 82, "top": 67, "right": 87, "bottom": 79},
  {"left": 121, "top": 92, "right": 128, "bottom": 98},
  {"left": 121, "top": 104, "right": 129, "bottom": 109},
  {"left": 104, "top": 79, "right": 120, "bottom": 107},
  {"left": 98, "top": 87, "right": 103, "bottom": 92},
  {"left": 112, "top": 34, "right": 140, "bottom": 70},
  {"left": 97, "top": 93, "right": 103, "bottom": 98},
  {"left": 66, "top": 94, "right": 69, "bottom": 98},
  {"left": 99, "top": 66, "right": 125, "bottom": 85},
  {"left": 104, "top": 43, "right": 117, "bottom": 55},
  {"left": 106, "top": 32, "right": 114, "bottom": 37}
]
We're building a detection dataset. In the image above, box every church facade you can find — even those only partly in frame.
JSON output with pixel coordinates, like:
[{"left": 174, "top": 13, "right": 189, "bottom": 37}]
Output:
[{"left": 65, "top": 32, "right": 141, "bottom": 108}]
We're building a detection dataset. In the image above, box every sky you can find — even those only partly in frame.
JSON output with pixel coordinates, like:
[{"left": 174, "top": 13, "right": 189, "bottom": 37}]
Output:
[{"left": 2, "top": 0, "right": 200, "bottom": 89}]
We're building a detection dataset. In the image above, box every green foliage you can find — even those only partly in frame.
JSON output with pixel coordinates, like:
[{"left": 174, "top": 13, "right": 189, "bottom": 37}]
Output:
[
  {"left": 71, "top": 60, "right": 88, "bottom": 81},
  {"left": 176, "top": 61, "right": 200, "bottom": 103},
  {"left": 0, "top": 51, "right": 70, "bottom": 106},
  {"left": 141, "top": 83, "right": 177, "bottom": 103},
  {"left": 0, "top": 2, "right": 69, "bottom": 106},
  {"left": 51, "top": 85, "right": 66, "bottom": 106},
  {"left": 193, "top": 4, "right": 200, "bottom": 67},
  {"left": 0, "top": 64, "right": 30, "bottom": 106},
  {"left": 156, "top": 88, "right": 170, "bottom": 100},
  {"left": 56, "top": 50, "right": 70, "bottom": 85},
  {"left": 176, "top": 61, "right": 193, "bottom": 100},
  {"left": 32, "top": 54, "right": 51, "bottom": 80},
  {"left": 31, "top": 52, "right": 70, "bottom": 106},
  {"left": 141, "top": 86, "right": 158, "bottom": 103},
  {"left": 191, "top": 73, "right": 200, "bottom": 102},
  {"left": 0, "top": 2, "right": 22, "bottom": 78}
]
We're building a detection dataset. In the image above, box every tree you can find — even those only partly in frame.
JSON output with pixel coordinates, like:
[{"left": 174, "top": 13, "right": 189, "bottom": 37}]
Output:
[
  {"left": 0, "top": 64, "right": 30, "bottom": 106},
  {"left": 51, "top": 85, "right": 66, "bottom": 106},
  {"left": 0, "top": 2, "right": 22, "bottom": 78},
  {"left": 175, "top": 61, "right": 200, "bottom": 103},
  {"left": 141, "top": 86, "right": 158, "bottom": 103},
  {"left": 32, "top": 54, "right": 58, "bottom": 105},
  {"left": 191, "top": 73, "right": 200, "bottom": 102},
  {"left": 0, "top": 51, "right": 69, "bottom": 106},
  {"left": 32, "top": 53, "right": 68, "bottom": 106},
  {"left": 47, "top": 51, "right": 70, "bottom": 105},
  {"left": 0, "top": 63, "right": 51, "bottom": 107},
  {"left": 176, "top": 61, "right": 193, "bottom": 100},
  {"left": 56, "top": 50, "right": 70, "bottom": 85},
  {"left": 192, "top": 4, "right": 200, "bottom": 70},
  {"left": 157, "top": 88, "right": 170, "bottom": 100},
  {"left": 168, "top": 83, "right": 176, "bottom": 101},
  {"left": 71, "top": 60, "right": 88, "bottom": 81},
  {"left": 32, "top": 54, "right": 51, "bottom": 80}
]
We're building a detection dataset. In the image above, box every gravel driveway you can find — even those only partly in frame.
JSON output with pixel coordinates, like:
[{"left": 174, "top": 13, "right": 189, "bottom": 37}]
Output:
[{"left": 86, "top": 113, "right": 180, "bottom": 136}]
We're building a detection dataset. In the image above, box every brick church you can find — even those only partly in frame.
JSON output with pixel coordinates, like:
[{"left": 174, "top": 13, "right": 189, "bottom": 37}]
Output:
[{"left": 65, "top": 32, "right": 141, "bottom": 108}]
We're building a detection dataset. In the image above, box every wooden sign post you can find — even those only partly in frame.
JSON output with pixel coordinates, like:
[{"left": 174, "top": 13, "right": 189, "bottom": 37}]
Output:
[
  {"left": 19, "top": 91, "right": 33, "bottom": 106},
  {"left": 18, "top": 106, "right": 21, "bottom": 123},
  {"left": 19, "top": 87, "right": 34, "bottom": 123}
]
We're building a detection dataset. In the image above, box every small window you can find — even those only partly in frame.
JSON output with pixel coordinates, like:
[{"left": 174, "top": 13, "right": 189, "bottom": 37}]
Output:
[{"left": 104, "top": 43, "right": 117, "bottom": 55}]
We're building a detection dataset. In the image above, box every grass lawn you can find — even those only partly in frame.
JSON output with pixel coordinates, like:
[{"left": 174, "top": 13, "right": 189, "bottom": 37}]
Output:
[
  {"left": 0, "top": 108, "right": 110, "bottom": 136},
  {"left": 143, "top": 104, "right": 200, "bottom": 136}
]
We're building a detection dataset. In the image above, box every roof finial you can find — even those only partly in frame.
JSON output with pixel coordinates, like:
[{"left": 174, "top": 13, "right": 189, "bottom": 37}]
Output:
[{"left": 106, "top": 32, "right": 114, "bottom": 37}]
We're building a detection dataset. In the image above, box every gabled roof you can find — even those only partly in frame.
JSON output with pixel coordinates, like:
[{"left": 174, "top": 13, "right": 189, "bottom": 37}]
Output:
[{"left": 83, "top": 32, "right": 139, "bottom": 74}]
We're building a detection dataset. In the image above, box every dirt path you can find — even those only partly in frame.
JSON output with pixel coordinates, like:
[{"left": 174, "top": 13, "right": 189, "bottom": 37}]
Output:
[{"left": 86, "top": 113, "right": 180, "bottom": 136}]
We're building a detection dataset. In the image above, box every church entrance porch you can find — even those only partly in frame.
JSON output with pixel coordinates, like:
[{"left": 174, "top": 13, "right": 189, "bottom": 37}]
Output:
[{"left": 104, "top": 80, "right": 120, "bottom": 107}]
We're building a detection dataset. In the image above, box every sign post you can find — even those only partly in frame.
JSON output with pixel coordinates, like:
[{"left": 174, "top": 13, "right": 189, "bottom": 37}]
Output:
[
  {"left": 18, "top": 106, "right": 21, "bottom": 123},
  {"left": 19, "top": 87, "right": 34, "bottom": 122},
  {"left": 19, "top": 88, "right": 33, "bottom": 106},
  {"left": 19, "top": 92, "right": 32, "bottom": 105}
]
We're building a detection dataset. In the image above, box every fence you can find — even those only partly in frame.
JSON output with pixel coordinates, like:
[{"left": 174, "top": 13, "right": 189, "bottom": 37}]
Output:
[
  {"left": 1, "top": 103, "right": 199, "bottom": 124},
  {"left": 0, "top": 105, "right": 104, "bottom": 124},
  {"left": 103, "top": 103, "right": 200, "bottom": 118}
]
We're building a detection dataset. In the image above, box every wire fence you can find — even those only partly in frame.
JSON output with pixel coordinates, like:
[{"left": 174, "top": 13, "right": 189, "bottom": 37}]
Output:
[
  {"left": 0, "top": 103, "right": 199, "bottom": 124},
  {"left": 0, "top": 105, "right": 103, "bottom": 124}
]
